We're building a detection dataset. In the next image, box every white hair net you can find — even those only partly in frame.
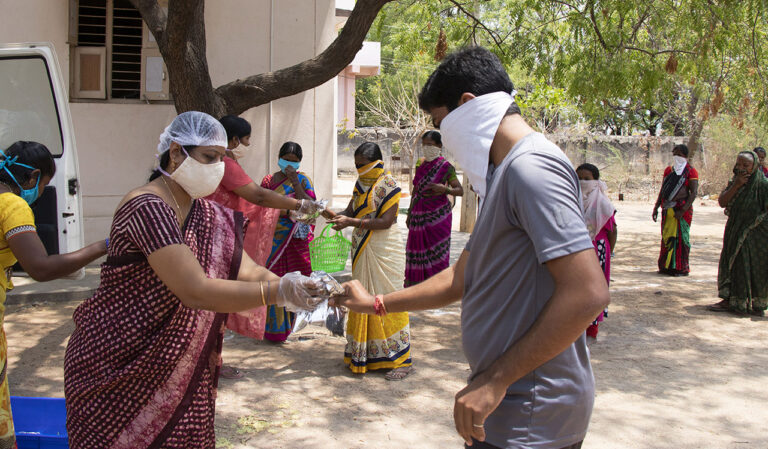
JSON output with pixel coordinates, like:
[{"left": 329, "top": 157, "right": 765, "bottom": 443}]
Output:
[{"left": 157, "top": 111, "right": 228, "bottom": 154}]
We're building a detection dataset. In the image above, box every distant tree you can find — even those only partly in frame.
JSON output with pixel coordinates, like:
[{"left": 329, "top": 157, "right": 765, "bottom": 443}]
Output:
[{"left": 358, "top": 0, "right": 768, "bottom": 157}]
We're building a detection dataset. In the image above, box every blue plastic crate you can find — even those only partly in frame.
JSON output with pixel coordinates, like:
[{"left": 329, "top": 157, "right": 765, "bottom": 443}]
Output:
[{"left": 11, "top": 396, "right": 68, "bottom": 449}]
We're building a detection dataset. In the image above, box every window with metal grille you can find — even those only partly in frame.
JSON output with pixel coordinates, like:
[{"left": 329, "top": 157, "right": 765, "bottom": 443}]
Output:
[
  {"left": 76, "top": 0, "right": 106, "bottom": 47},
  {"left": 71, "top": 0, "right": 168, "bottom": 101},
  {"left": 111, "top": 0, "right": 142, "bottom": 98}
]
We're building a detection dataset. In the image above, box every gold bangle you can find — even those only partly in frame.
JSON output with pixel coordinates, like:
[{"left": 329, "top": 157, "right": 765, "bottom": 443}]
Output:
[{"left": 259, "top": 282, "right": 266, "bottom": 306}]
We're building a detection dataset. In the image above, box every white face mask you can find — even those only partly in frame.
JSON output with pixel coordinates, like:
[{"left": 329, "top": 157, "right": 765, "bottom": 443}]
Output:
[
  {"left": 439, "top": 91, "right": 513, "bottom": 200},
  {"left": 422, "top": 145, "right": 442, "bottom": 162},
  {"left": 673, "top": 155, "right": 688, "bottom": 175},
  {"left": 229, "top": 147, "right": 246, "bottom": 160},
  {"left": 579, "top": 179, "right": 599, "bottom": 198},
  {"left": 168, "top": 148, "right": 225, "bottom": 198}
]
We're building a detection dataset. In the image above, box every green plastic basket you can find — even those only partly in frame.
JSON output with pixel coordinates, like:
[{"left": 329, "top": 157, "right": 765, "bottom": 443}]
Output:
[{"left": 309, "top": 224, "right": 352, "bottom": 273}]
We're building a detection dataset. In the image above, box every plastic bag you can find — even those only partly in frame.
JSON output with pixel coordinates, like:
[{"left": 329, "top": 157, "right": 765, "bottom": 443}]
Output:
[
  {"left": 292, "top": 271, "right": 346, "bottom": 336},
  {"left": 290, "top": 199, "right": 328, "bottom": 223}
]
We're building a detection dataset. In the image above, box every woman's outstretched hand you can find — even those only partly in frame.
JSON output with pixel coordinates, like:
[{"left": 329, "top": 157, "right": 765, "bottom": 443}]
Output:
[
  {"left": 277, "top": 272, "right": 324, "bottom": 312},
  {"left": 328, "top": 215, "right": 354, "bottom": 231},
  {"left": 330, "top": 280, "right": 376, "bottom": 314}
]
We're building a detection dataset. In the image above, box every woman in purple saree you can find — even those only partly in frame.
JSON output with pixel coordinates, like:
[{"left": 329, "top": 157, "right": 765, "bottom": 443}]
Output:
[
  {"left": 64, "top": 112, "right": 323, "bottom": 449},
  {"left": 405, "top": 131, "right": 463, "bottom": 286}
]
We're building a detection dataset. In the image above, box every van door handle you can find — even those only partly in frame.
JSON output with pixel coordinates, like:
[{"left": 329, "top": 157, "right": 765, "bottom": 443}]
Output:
[
  {"left": 68, "top": 178, "right": 79, "bottom": 195},
  {"left": 62, "top": 212, "right": 74, "bottom": 217}
]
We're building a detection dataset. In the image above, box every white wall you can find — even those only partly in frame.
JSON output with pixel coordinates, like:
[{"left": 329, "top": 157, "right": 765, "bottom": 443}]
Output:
[{"left": 0, "top": 0, "right": 338, "bottom": 242}]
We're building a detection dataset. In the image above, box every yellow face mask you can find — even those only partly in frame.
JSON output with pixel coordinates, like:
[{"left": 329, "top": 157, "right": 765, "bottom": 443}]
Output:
[{"left": 356, "top": 160, "right": 385, "bottom": 186}]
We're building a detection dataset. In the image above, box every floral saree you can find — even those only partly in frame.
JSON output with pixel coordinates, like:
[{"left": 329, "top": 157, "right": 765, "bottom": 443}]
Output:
[
  {"left": 261, "top": 173, "right": 316, "bottom": 342},
  {"left": 344, "top": 167, "right": 411, "bottom": 373}
]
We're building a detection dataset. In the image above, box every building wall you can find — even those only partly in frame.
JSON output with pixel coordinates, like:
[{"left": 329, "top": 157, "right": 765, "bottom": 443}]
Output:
[{"left": 0, "top": 0, "right": 337, "bottom": 241}]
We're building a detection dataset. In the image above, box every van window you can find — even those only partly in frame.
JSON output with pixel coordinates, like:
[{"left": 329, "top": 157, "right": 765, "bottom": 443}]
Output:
[{"left": 0, "top": 56, "right": 64, "bottom": 157}]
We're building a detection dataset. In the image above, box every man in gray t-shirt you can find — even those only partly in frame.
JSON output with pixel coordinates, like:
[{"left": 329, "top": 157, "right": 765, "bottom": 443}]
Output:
[{"left": 336, "top": 47, "right": 609, "bottom": 449}]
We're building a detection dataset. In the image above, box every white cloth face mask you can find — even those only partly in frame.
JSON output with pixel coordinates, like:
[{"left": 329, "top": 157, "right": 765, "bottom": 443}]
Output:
[
  {"left": 169, "top": 148, "right": 225, "bottom": 198},
  {"left": 439, "top": 91, "right": 513, "bottom": 201},
  {"left": 229, "top": 147, "right": 246, "bottom": 160},
  {"left": 673, "top": 155, "right": 688, "bottom": 175},
  {"left": 422, "top": 145, "right": 442, "bottom": 162}
]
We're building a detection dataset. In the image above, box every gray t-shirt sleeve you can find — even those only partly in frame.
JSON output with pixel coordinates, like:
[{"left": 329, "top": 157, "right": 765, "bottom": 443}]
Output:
[{"left": 505, "top": 153, "right": 594, "bottom": 264}]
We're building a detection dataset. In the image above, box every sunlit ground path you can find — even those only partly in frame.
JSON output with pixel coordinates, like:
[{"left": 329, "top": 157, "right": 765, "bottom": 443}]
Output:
[{"left": 5, "top": 201, "right": 768, "bottom": 448}]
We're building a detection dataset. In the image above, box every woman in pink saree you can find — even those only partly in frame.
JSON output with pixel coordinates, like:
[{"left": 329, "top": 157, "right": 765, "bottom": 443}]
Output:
[
  {"left": 64, "top": 112, "right": 323, "bottom": 449},
  {"left": 205, "top": 116, "right": 312, "bottom": 377},
  {"left": 405, "top": 131, "right": 463, "bottom": 286}
]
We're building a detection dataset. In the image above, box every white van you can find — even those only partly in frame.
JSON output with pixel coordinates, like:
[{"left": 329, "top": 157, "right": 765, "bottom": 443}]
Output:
[{"left": 0, "top": 43, "right": 84, "bottom": 265}]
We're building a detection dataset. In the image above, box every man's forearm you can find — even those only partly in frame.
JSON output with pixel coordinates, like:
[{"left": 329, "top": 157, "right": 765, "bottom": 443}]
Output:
[{"left": 383, "top": 250, "right": 468, "bottom": 312}]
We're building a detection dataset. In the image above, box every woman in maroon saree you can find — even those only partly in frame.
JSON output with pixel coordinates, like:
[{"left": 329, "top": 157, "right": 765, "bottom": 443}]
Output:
[{"left": 64, "top": 112, "right": 322, "bottom": 449}]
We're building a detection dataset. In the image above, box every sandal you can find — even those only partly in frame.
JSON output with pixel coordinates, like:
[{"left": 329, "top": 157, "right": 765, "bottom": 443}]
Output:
[
  {"left": 385, "top": 366, "right": 414, "bottom": 381},
  {"left": 707, "top": 301, "right": 730, "bottom": 312},
  {"left": 220, "top": 365, "right": 244, "bottom": 379}
]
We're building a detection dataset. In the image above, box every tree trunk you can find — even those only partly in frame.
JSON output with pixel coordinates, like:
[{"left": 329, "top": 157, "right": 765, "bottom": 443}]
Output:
[
  {"left": 687, "top": 119, "right": 706, "bottom": 160},
  {"left": 132, "top": 0, "right": 393, "bottom": 118},
  {"left": 685, "top": 92, "right": 703, "bottom": 158},
  {"left": 163, "top": 0, "right": 226, "bottom": 116},
  {"left": 460, "top": 175, "right": 478, "bottom": 233}
]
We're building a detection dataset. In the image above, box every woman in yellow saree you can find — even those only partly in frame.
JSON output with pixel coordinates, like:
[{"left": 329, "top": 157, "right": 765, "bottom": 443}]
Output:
[
  {"left": 0, "top": 141, "right": 107, "bottom": 448},
  {"left": 326, "top": 142, "right": 412, "bottom": 380}
]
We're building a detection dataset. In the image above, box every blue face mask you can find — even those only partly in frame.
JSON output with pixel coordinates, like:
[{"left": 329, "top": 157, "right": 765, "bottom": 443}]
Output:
[
  {"left": 278, "top": 158, "right": 300, "bottom": 173},
  {"left": 17, "top": 175, "right": 40, "bottom": 205},
  {"left": 0, "top": 156, "right": 41, "bottom": 205}
]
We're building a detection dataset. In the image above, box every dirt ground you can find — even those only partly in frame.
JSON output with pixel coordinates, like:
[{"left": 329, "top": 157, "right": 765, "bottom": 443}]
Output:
[{"left": 5, "top": 200, "right": 768, "bottom": 448}]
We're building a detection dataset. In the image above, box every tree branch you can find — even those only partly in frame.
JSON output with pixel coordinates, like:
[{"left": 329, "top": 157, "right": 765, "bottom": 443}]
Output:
[
  {"left": 128, "top": 0, "right": 167, "bottom": 43},
  {"left": 750, "top": 10, "right": 767, "bottom": 102},
  {"left": 446, "top": 0, "right": 505, "bottom": 49},
  {"left": 621, "top": 46, "right": 697, "bottom": 56},
  {"left": 587, "top": 0, "right": 608, "bottom": 50},
  {"left": 216, "top": 0, "right": 394, "bottom": 116}
]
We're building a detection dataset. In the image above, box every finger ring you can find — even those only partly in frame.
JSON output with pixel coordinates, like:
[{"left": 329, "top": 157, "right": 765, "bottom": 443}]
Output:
[{"left": 472, "top": 423, "right": 484, "bottom": 428}]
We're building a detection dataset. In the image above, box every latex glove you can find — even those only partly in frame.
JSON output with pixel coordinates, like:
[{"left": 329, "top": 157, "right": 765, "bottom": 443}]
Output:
[{"left": 277, "top": 271, "right": 324, "bottom": 312}]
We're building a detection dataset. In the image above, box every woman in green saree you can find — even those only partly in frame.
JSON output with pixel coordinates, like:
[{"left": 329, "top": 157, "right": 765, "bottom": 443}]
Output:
[{"left": 709, "top": 151, "right": 768, "bottom": 316}]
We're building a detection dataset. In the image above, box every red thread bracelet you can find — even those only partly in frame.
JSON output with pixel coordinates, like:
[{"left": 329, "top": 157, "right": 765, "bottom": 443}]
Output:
[{"left": 373, "top": 294, "right": 387, "bottom": 316}]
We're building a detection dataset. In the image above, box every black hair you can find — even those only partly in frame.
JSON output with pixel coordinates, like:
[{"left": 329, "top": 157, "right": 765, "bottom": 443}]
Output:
[
  {"left": 419, "top": 46, "right": 519, "bottom": 114},
  {"left": 0, "top": 141, "right": 56, "bottom": 187},
  {"left": 754, "top": 146, "right": 766, "bottom": 156},
  {"left": 278, "top": 141, "right": 303, "bottom": 161},
  {"left": 354, "top": 142, "right": 383, "bottom": 162},
  {"left": 673, "top": 144, "right": 689, "bottom": 157},
  {"left": 149, "top": 145, "right": 196, "bottom": 182},
  {"left": 576, "top": 163, "right": 600, "bottom": 180},
  {"left": 219, "top": 115, "right": 251, "bottom": 140},
  {"left": 422, "top": 131, "right": 442, "bottom": 146}
]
